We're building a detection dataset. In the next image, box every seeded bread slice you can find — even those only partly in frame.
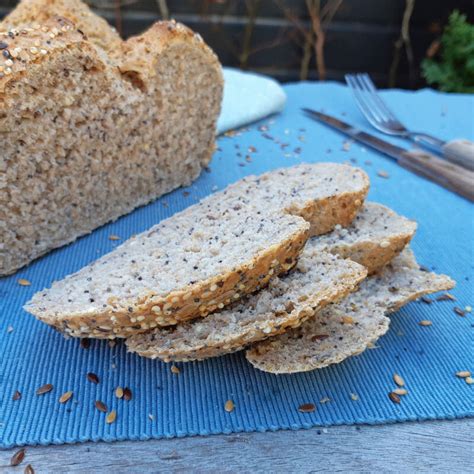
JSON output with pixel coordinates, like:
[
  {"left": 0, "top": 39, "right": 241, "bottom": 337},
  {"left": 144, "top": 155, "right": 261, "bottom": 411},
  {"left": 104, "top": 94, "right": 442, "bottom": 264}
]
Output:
[
  {"left": 25, "top": 163, "right": 369, "bottom": 338},
  {"left": 125, "top": 252, "right": 367, "bottom": 361},
  {"left": 125, "top": 202, "right": 412, "bottom": 361},
  {"left": 309, "top": 202, "right": 417, "bottom": 274},
  {"left": 246, "top": 248, "right": 455, "bottom": 373}
]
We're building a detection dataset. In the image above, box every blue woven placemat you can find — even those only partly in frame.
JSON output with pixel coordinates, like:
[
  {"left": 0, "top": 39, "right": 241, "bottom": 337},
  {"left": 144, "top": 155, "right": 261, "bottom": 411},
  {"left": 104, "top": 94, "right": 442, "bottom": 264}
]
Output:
[{"left": 0, "top": 82, "right": 473, "bottom": 448}]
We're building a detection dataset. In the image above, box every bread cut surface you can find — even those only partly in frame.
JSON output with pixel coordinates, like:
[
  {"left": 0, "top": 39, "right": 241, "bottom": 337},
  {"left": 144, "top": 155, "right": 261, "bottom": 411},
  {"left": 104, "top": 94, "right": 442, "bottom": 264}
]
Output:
[
  {"left": 0, "top": 7, "right": 223, "bottom": 276},
  {"left": 309, "top": 202, "right": 417, "bottom": 274},
  {"left": 125, "top": 201, "right": 410, "bottom": 361},
  {"left": 125, "top": 251, "right": 367, "bottom": 361},
  {"left": 25, "top": 163, "right": 368, "bottom": 338},
  {"left": 246, "top": 248, "right": 455, "bottom": 373}
]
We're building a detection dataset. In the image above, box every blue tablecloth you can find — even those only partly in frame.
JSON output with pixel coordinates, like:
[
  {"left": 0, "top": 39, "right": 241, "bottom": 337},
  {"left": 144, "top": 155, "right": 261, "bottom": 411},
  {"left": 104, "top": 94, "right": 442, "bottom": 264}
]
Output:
[{"left": 0, "top": 80, "right": 472, "bottom": 448}]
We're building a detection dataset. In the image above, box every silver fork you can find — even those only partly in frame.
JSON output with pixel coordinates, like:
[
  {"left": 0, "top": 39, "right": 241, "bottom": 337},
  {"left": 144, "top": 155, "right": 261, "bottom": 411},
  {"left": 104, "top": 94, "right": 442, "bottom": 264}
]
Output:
[{"left": 345, "top": 73, "right": 474, "bottom": 171}]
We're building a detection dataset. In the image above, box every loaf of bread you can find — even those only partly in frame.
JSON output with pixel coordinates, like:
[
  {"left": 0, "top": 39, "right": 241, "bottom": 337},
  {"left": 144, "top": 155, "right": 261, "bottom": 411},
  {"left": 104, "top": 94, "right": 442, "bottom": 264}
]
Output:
[
  {"left": 246, "top": 248, "right": 455, "bottom": 373},
  {"left": 25, "top": 163, "right": 369, "bottom": 339},
  {"left": 0, "top": 0, "right": 223, "bottom": 275},
  {"left": 125, "top": 201, "right": 414, "bottom": 361}
]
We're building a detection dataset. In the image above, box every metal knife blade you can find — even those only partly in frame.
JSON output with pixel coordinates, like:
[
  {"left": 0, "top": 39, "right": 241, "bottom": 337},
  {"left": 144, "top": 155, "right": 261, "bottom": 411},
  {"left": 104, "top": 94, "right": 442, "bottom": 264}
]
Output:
[{"left": 302, "top": 108, "right": 406, "bottom": 161}]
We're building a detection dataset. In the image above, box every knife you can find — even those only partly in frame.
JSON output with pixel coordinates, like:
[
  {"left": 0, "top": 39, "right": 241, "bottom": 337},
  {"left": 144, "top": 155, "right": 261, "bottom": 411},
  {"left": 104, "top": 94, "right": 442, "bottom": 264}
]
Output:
[{"left": 302, "top": 108, "right": 474, "bottom": 202}]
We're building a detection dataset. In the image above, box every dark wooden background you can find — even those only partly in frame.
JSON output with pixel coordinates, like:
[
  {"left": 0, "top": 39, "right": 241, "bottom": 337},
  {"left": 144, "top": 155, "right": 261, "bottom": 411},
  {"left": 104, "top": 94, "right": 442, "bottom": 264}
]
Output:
[{"left": 0, "top": 0, "right": 472, "bottom": 88}]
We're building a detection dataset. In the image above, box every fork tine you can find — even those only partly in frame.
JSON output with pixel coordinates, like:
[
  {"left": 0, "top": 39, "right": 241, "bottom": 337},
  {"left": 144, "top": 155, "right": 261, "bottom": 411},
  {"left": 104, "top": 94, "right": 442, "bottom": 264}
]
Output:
[
  {"left": 354, "top": 74, "right": 387, "bottom": 122},
  {"left": 359, "top": 73, "right": 400, "bottom": 122},
  {"left": 345, "top": 74, "right": 382, "bottom": 127}
]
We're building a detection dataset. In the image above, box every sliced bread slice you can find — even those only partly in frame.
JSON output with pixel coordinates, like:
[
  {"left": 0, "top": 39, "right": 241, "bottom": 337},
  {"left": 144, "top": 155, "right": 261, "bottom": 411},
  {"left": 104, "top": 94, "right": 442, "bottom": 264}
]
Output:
[
  {"left": 125, "top": 201, "right": 413, "bottom": 361},
  {"left": 309, "top": 202, "right": 417, "bottom": 274},
  {"left": 25, "top": 163, "right": 369, "bottom": 338},
  {"left": 125, "top": 252, "right": 367, "bottom": 361},
  {"left": 245, "top": 248, "right": 455, "bottom": 373}
]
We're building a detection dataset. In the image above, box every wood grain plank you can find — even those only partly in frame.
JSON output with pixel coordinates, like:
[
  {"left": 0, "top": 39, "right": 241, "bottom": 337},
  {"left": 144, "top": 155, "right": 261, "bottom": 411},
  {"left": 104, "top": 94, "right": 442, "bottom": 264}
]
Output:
[{"left": 1, "top": 419, "right": 472, "bottom": 473}]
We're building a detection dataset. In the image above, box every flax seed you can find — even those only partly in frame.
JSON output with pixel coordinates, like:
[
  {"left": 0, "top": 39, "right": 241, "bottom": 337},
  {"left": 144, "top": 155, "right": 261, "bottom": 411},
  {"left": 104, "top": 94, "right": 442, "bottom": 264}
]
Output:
[
  {"left": 393, "top": 374, "right": 405, "bottom": 387},
  {"left": 109, "top": 235, "right": 120, "bottom": 241},
  {"left": 465, "top": 377, "right": 473, "bottom": 385},
  {"left": 12, "top": 390, "right": 21, "bottom": 400},
  {"left": 24, "top": 464, "right": 35, "bottom": 474},
  {"left": 171, "top": 365, "right": 180, "bottom": 374},
  {"left": 36, "top": 383, "right": 53, "bottom": 395},
  {"left": 115, "top": 387, "right": 124, "bottom": 399},
  {"left": 10, "top": 448, "right": 25, "bottom": 466},
  {"left": 59, "top": 391, "right": 73, "bottom": 403},
  {"left": 18, "top": 278, "right": 31, "bottom": 286},
  {"left": 298, "top": 403, "right": 316, "bottom": 413},
  {"left": 95, "top": 400, "right": 107, "bottom": 413},
  {"left": 419, "top": 320, "right": 432, "bottom": 326},
  {"left": 224, "top": 400, "right": 235, "bottom": 412},
  {"left": 87, "top": 372, "right": 99, "bottom": 384},
  {"left": 388, "top": 392, "right": 401, "bottom": 404},
  {"left": 454, "top": 307, "right": 466, "bottom": 316},
  {"left": 393, "top": 388, "right": 408, "bottom": 396},
  {"left": 106, "top": 410, "right": 117, "bottom": 424},
  {"left": 123, "top": 387, "right": 132, "bottom": 401},
  {"left": 377, "top": 170, "right": 389, "bottom": 178},
  {"left": 455, "top": 371, "right": 471, "bottom": 378}
]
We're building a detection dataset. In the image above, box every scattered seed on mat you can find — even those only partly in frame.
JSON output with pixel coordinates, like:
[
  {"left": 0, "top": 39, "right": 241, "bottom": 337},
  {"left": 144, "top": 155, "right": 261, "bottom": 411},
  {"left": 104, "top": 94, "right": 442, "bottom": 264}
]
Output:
[
  {"left": 388, "top": 392, "right": 401, "bottom": 404},
  {"left": 12, "top": 390, "right": 21, "bottom": 401},
  {"left": 419, "top": 320, "right": 432, "bottom": 326},
  {"left": 436, "top": 293, "right": 456, "bottom": 301},
  {"left": 454, "top": 307, "right": 466, "bottom": 317},
  {"left": 95, "top": 400, "right": 107, "bottom": 413},
  {"left": 465, "top": 306, "right": 472, "bottom": 313},
  {"left": 171, "top": 365, "right": 180, "bottom": 374},
  {"left": 36, "top": 384, "right": 53, "bottom": 395},
  {"left": 106, "top": 410, "right": 117, "bottom": 424},
  {"left": 59, "top": 391, "right": 73, "bottom": 404},
  {"left": 115, "top": 387, "right": 124, "bottom": 399},
  {"left": 108, "top": 235, "right": 120, "bottom": 241},
  {"left": 377, "top": 170, "right": 390, "bottom": 178},
  {"left": 465, "top": 377, "right": 473, "bottom": 385},
  {"left": 24, "top": 464, "right": 35, "bottom": 474},
  {"left": 123, "top": 387, "right": 132, "bottom": 401},
  {"left": 10, "top": 448, "right": 26, "bottom": 466},
  {"left": 17, "top": 278, "right": 31, "bottom": 286},
  {"left": 80, "top": 338, "right": 90, "bottom": 349},
  {"left": 350, "top": 393, "right": 359, "bottom": 401},
  {"left": 393, "top": 388, "right": 408, "bottom": 396},
  {"left": 298, "top": 403, "right": 316, "bottom": 413},
  {"left": 87, "top": 372, "right": 99, "bottom": 384},
  {"left": 224, "top": 400, "right": 235, "bottom": 412},
  {"left": 455, "top": 371, "right": 471, "bottom": 378},
  {"left": 393, "top": 374, "right": 405, "bottom": 387}
]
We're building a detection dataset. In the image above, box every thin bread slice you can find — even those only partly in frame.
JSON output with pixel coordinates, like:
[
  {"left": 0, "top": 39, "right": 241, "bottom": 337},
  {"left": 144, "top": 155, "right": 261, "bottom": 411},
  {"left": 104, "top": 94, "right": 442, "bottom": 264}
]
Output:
[
  {"left": 309, "top": 202, "right": 417, "bottom": 274},
  {"left": 245, "top": 248, "right": 455, "bottom": 373},
  {"left": 125, "top": 202, "right": 413, "bottom": 361},
  {"left": 125, "top": 252, "right": 367, "bottom": 361},
  {"left": 25, "top": 163, "right": 369, "bottom": 339}
]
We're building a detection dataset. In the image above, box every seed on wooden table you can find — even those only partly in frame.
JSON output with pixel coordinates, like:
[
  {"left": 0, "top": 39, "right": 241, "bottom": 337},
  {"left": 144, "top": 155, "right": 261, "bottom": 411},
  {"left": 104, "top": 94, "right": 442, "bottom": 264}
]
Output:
[
  {"left": 123, "top": 387, "right": 132, "bottom": 401},
  {"left": 171, "top": 365, "right": 180, "bottom": 374},
  {"left": 224, "top": 400, "right": 235, "bottom": 412},
  {"left": 87, "top": 372, "right": 99, "bottom": 384},
  {"left": 59, "top": 391, "right": 73, "bottom": 403},
  {"left": 12, "top": 390, "right": 21, "bottom": 400},
  {"left": 298, "top": 403, "right": 316, "bottom": 413},
  {"left": 388, "top": 392, "right": 401, "bottom": 404},
  {"left": 95, "top": 400, "right": 107, "bottom": 413},
  {"left": 454, "top": 307, "right": 466, "bottom": 316},
  {"left": 24, "top": 464, "right": 35, "bottom": 474},
  {"left": 36, "top": 383, "right": 53, "bottom": 395},
  {"left": 393, "top": 388, "right": 408, "bottom": 396},
  {"left": 106, "top": 410, "right": 117, "bottom": 424},
  {"left": 419, "top": 320, "right": 432, "bottom": 326},
  {"left": 17, "top": 278, "right": 31, "bottom": 286},
  {"left": 393, "top": 373, "right": 405, "bottom": 387},
  {"left": 115, "top": 387, "right": 124, "bottom": 399},
  {"left": 10, "top": 448, "right": 26, "bottom": 466},
  {"left": 455, "top": 371, "right": 471, "bottom": 378},
  {"left": 465, "top": 377, "right": 473, "bottom": 385},
  {"left": 80, "top": 338, "right": 90, "bottom": 349}
]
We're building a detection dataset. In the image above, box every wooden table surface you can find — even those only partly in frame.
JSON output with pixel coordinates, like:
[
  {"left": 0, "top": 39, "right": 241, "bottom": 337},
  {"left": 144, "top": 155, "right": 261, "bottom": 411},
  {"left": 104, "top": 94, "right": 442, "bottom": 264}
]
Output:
[{"left": 1, "top": 418, "right": 472, "bottom": 473}]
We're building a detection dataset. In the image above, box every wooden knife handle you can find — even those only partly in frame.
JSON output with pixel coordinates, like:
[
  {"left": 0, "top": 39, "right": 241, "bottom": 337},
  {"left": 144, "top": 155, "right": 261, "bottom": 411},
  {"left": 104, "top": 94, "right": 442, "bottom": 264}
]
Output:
[
  {"left": 441, "top": 139, "right": 474, "bottom": 171},
  {"left": 399, "top": 149, "right": 474, "bottom": 202}
]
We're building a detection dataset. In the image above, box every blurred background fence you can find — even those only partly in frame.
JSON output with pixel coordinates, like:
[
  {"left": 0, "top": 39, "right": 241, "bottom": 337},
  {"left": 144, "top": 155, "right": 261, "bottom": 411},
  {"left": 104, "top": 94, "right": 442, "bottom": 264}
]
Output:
[{"left": 0, "top": 0, "right": 472, "bottom": 89}]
